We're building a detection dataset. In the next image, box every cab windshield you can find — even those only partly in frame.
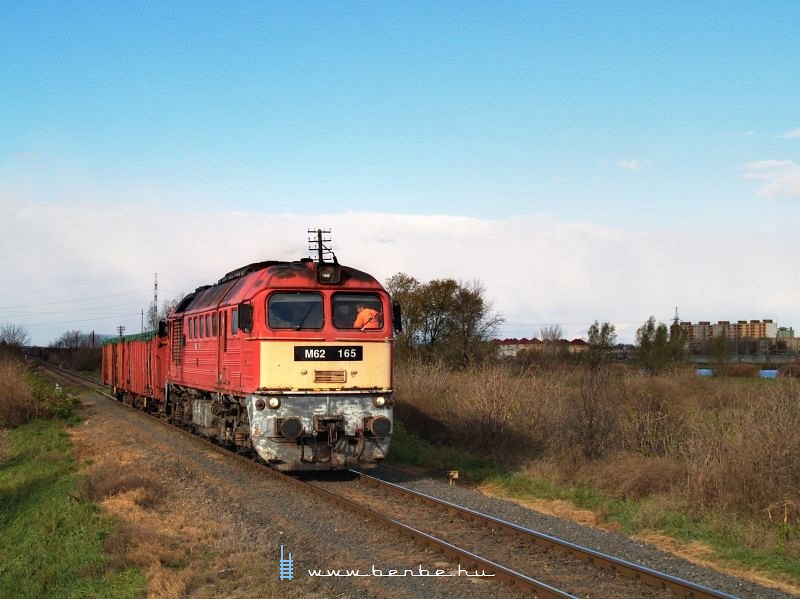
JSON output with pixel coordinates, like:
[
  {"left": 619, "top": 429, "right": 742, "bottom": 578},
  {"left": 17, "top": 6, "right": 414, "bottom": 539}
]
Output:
[
  {"left": 333, "top": 293, "right": 383, "bottom": 330},
  {"left": 268, "top": 292, "right": 323, "bottom": 329}
]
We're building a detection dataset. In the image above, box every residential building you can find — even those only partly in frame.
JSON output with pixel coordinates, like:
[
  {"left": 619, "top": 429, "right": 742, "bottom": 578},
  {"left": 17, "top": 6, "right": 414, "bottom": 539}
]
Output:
[{"left": 681, "top": 319, "right": 778, "bottom": 344}]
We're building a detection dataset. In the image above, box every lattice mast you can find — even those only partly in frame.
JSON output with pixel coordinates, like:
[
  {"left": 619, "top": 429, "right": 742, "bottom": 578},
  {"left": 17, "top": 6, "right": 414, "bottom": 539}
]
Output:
[{"left": 307, "top": 228, "right": 337, "bottom": 264}]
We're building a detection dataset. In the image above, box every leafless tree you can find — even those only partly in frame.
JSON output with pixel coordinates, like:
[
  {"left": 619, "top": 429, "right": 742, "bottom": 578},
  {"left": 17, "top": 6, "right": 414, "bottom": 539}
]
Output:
[
  {"left": 145, "top": 294, "right": 185, "bottom": 331},
  {"left": 0, "top": 323, "right": 31, "bottom": 348},
  {"left": 539, "top": 324, "right": 563, "bottom": 356}
]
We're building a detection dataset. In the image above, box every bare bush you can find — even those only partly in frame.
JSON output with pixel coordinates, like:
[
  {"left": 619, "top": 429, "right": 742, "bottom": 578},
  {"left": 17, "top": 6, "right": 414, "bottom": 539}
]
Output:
[
  {"left": 623, "top": 373, "right": 690, "bottom": 457},
  {"left": 454, "top": 362, "right": 563, "bottom": 455},
  {"left": 779, "top": 363, "right": 800, "bottom": 378},
  {"left": 555, "top": 367, "right": 622, "bottom": 459},
  {"left": 395, "top": 360, "right": 565, "bottom": 456},
  {"left": 716, "top": 362, "right": 760, "bottom": 378},
  {"left": 393, "top": 359, "right": 458, "bottom": 441},
  {"left": 682, "top": 380, "right": 800, "bottom": 517}
]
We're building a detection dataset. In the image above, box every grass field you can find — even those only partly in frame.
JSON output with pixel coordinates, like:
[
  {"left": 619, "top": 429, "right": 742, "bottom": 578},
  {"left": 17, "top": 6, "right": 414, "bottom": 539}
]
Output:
[{"left": 0, "top": 418, "right": 146, "bottom": 598}]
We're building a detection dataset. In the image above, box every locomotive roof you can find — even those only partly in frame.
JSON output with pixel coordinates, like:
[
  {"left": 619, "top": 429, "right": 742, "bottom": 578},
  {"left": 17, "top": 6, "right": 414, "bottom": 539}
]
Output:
[{"left": 170, "top": 259, "right": 382, "bottom": 316}]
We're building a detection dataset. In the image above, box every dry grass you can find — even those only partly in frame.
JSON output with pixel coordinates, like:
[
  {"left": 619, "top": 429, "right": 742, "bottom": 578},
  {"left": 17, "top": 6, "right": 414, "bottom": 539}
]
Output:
[
  {"left": 577, "top": 454, "right": 687, "bottom": 501},
  {"left": 681, "top": 381, "right": 800, "bottom": 517},
  {"left": 716, "top": 362, "right": 760, "bottom": 378},
  {"left": 87, "top": 461, "right": 164, "bottom": 509},
  {"left": 779, "top": 363, "right": 800, "bottom": 378},
  {"left": 71, "top": 419, "right": 281, "bottom": 599},
  {"left": 394, "top": 359, "right": 566, "bottom": 457},
  {"left": 0, "top": 356, "right": 39, "bottom": 426},
  {"left": 396, "top": 361, "right": 800, "bottom": 524}
]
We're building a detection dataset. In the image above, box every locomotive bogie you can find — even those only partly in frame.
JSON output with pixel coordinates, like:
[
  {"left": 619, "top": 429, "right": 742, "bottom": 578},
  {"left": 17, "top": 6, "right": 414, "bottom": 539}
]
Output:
[{"left": 247, "top": 391, "right": 392, "bottom": 470}]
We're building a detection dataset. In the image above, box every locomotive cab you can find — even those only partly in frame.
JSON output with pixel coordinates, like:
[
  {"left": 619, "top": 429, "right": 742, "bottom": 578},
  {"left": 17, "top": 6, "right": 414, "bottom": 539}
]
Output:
[{"left": 245, "top": 267, "right": 394, "bottom": 470}]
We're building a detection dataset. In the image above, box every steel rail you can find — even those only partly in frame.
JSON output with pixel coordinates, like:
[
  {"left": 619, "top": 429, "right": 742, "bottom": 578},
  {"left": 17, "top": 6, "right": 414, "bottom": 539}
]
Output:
[
  {"left": 35, "top": 361, "right": 576, "bottom": 598},
  {"left": 348, "top": 470, "right": 738, "bottom": 599}
]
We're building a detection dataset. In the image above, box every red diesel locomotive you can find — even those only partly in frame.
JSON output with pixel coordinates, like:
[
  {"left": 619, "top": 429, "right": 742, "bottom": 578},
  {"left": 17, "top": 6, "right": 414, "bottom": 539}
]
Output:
[{"left": 102, "top": 236, "right": 396, "bottom": 470}]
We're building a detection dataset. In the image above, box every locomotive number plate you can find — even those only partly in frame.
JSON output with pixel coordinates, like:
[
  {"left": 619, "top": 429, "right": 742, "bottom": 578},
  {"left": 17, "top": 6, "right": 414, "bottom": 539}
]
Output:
[{"left": 294, "top": 346, "right": 363, "bottom": 361}]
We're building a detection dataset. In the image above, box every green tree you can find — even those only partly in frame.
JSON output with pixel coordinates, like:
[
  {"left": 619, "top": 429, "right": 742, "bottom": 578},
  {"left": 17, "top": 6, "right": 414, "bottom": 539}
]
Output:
[
  {"left": 636, "top": 315, "right": 685, "bottom": 372},
  {"left": 385, "top": 273, "right": 503, "bottom": 366},
  {"left": 443, "top": 280, "right": 504, "bottom": 365},
  {"left": 709, "top": 332, "right": 734, "bottom": 371},
  {"left": 587, "top": 320, "right": 617, "bottom": 364},
  {"left": 384, "top": 273, "right": 423, "bottom": 359}
]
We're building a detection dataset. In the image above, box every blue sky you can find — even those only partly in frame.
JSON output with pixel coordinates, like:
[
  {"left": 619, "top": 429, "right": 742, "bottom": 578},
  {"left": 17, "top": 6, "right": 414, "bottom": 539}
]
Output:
[{"left": 1, "top": 1, "right": 798, "bottom": 344}]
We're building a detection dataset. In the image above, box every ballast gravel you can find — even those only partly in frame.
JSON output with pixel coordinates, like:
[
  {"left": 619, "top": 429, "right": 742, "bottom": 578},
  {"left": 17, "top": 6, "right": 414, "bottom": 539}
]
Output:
[{"left": 366, "top": 464, "right": 798, "bottom": 599}]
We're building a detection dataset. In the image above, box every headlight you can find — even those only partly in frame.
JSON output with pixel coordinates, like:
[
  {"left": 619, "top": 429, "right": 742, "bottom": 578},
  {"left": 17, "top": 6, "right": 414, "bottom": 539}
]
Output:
[
  {"left": 372, "top": 396, "right": 386, "bottom": 408},
  {"left": 317, "top": 264, "right": 341, "bottom": 284},
  {"left": 365, "top": 416, "right": 391, "bottom": 437},
  {"left": 279, "top": 417, "right": 303, "bottom": 440},
  {"left": 268, "top": 397, "right": 281, "bottom": 409},
  {"left": 254, "top": 399, "right": 266, "bottom": 410}
]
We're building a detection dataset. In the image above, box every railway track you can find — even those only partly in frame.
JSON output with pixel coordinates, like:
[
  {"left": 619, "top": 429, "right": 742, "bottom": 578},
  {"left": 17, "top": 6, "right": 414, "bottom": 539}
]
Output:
[{"left": 37, "top": 360, "right": 739, "bottom": 598}]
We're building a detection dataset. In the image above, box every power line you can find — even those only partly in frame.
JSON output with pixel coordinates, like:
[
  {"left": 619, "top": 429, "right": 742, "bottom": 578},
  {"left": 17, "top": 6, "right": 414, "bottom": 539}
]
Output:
[
  {"left": 0, "top": 301, "right": 146, "bottom": 318},
  {"left": 0, "top": 290, "right": 149, "bottom": 311},
  {"left": 20, "top": 313, "right": 143, "bottom": 328}
]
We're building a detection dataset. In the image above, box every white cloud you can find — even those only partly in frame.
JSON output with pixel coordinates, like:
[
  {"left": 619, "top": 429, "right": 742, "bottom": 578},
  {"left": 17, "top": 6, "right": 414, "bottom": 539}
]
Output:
[
  {"left": 617, "top": 159, "right": 645, "bottom": 171},
  {"left": 725, "top": 130, "right": 755, "bottom": 137},
  {"left": 777, "top": 128, "right": 800, "bottom": 139},
  {"left": 1, "top": 199, "right": 798, "bottom": 346},
  {"left": 742, "top": 160, "right": 800, "bottom": 199}
]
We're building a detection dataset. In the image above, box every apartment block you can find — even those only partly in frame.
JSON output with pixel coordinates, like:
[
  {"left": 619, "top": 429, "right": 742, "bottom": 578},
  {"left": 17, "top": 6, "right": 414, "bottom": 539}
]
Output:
[{"left": 681, "top": 319, "right": 778, "bottom": 343}]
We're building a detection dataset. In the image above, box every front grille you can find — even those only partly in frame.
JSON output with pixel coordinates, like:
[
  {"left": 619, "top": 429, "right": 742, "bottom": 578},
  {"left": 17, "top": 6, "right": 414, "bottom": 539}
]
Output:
[{"left": 314, "top": 370, "right": 346, "bottom": 383}]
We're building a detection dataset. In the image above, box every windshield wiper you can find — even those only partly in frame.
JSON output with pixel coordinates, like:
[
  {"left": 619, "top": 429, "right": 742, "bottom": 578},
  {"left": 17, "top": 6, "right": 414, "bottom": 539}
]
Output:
[{"left": 295, "top": 304, "right": 318, "bottom": 329}]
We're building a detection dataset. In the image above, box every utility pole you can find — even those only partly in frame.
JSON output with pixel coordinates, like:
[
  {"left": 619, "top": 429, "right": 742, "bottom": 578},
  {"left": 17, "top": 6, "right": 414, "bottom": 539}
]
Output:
[{"left": 117, "top": 325, "right": 125, "bottom": 338}]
